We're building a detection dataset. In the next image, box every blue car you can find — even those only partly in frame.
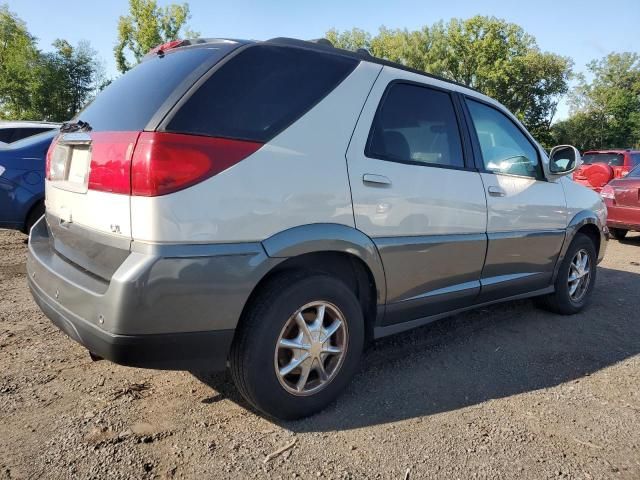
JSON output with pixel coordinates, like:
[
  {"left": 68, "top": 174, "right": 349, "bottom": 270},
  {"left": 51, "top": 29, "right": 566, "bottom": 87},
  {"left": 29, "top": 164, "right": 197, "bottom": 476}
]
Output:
[{"left": 0, "top": 129, "right": 58, "bottom": 233}]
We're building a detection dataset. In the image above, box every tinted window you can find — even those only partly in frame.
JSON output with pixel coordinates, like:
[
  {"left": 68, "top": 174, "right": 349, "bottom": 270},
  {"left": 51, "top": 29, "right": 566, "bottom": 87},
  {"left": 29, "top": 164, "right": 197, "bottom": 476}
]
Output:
[
  {"left": 166, "top": 45, "right": 358, "bottom": 142},
  {"left": 582, "top": 153, "right": 624, "bottom": 166},
  {"left": 366, "top": 83, "right": 464, "bottom": 168},
  {"left": 78, "top": 45, "right": 238, "bottom": 131},
  {"left": 467, "top": 99, "right": 542, "bottom": 179},
  {"left": 630, "top": 153, "right": 640, "bottom": 167},
  {"left": 0, "top": 130, "right": 12, "bottom": 143},
  {"left": 10, "top": 127, "right": 52, "bottom": 142}
]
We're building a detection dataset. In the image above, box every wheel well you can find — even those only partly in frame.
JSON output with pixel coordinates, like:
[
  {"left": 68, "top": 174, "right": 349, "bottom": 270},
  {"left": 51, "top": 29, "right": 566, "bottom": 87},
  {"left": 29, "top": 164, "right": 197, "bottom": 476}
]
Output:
[
  {"left": 240, "top": 251, "right": 378, "bottom": 342},
  {"left": 576, "top": 223, "right": 601, "bottom": 256},
  {"left": 23, "top": 198, "right": 44, "bottom": 234}
]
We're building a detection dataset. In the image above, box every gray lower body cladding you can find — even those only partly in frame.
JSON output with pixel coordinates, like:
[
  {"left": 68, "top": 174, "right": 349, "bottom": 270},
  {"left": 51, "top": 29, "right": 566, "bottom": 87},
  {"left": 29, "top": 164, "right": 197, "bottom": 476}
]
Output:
[{"left": 27, "top": 216, "right": 281, "bottom": 370}]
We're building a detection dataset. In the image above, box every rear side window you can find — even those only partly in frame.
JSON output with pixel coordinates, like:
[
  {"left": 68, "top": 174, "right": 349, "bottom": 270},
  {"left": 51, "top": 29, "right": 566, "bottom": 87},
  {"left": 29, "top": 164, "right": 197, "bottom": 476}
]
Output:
[
  {"left": 165, "top": 45, "right": 358, "bottom": 142},
  {"left": 366, "top": 83, "right": 465, "bottom": 168},
  {"left": 77, "top": 45, "right": 238, "bottom": 131},
  {"left": 466, "top": 99, "right": 542, "bottom": 180}
]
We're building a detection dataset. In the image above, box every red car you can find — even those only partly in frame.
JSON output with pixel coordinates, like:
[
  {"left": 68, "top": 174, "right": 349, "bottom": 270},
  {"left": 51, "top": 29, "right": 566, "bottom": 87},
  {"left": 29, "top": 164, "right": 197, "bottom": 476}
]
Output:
[
  {"left": 573, "top": 149, "right": 640, "bottom": 192},
  {"left": 601, "top": 164, "right": 640, "bottom": 239}
]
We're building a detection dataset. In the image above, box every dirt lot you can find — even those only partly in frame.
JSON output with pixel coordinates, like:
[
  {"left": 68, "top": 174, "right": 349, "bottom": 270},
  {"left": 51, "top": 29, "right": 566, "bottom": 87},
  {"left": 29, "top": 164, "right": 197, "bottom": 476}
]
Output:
[{"left": 1, "top": 228, "right": 639, "bottom": 479}]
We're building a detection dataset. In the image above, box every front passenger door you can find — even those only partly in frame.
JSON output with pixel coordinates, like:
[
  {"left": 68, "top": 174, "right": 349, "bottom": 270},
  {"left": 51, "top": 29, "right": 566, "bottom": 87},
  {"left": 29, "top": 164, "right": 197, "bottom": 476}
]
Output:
[
  {"left": 347, "top": 70, "right": 488, "bottom": 327},
  {"left": 463, "top": 97, "right": 567, "bottom": 301}
]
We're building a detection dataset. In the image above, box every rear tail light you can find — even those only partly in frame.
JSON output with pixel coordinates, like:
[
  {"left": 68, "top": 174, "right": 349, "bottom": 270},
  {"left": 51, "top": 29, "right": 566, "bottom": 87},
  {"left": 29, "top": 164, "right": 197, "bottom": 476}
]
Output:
[
  {"left": 50, "top": 131, "right": 261, "bottom": 196},
  {"left": 131, "top": 132, "right": 263, "bottom": 196},
  {"left": 600, "top": 184, "right": 615, "bottom": 200},
  {"left": 87, "top": 132, "right": 140, "bottom": 194},
  {"left": 45, "top": 136, "right": 59, "bottom": 180},
  {"left": 148, "top": 39, "right": 184, "bottom": 55}
]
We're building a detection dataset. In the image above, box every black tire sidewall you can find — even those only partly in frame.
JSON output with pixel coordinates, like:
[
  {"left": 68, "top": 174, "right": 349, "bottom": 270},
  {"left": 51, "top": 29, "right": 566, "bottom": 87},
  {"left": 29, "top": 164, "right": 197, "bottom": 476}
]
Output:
[
  {"left": 610, "top": 228, "right": 628, "bottom": 240},
  {"left": 555, "top": 234, "right": 597, "bottom": 313},
  {"left": 239, "top": 275, "right": 364, "bottom": 420}
]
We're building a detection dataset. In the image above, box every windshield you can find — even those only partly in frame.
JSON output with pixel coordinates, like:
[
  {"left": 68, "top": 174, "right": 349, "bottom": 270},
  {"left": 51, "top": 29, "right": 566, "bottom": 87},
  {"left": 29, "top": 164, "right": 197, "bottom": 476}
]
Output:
[{"left": 582, "top": 152, "right": 624, "bottom": 166}]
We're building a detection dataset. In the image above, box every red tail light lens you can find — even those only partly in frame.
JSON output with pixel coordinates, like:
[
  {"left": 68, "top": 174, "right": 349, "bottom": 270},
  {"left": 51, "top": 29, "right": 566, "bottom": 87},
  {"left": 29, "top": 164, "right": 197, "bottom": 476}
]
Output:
[
  {"left": 148, "top": 39, "right": 184, "bottom": 54},
  {"left": 45, "top": 136, "right": 59, "bottom": 180},
  {"left": 87, "top": 132, "right": 141, "bottom": 194},
  {"left": 600, "top": 184, "right": 615, "bottom": 200},
  {"left": 131, "top": 132, "right": 263, "bottom": 196}
]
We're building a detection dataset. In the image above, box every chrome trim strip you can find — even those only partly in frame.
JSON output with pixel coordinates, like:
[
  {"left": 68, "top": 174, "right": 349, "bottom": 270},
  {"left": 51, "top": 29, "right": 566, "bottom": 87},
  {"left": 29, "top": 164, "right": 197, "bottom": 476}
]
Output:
[{"left": 401, "top": 280, "right": 481, "bottom": 303}]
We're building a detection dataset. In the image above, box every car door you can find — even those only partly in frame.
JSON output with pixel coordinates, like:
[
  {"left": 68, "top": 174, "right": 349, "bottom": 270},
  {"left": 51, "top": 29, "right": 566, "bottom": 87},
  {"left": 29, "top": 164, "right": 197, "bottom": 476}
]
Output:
[
  {"left": 462, "top": 96, "right": 567, "bottom": 301},
  {"left": 346, "top": 68, "right": 488, "bottom": 327}
]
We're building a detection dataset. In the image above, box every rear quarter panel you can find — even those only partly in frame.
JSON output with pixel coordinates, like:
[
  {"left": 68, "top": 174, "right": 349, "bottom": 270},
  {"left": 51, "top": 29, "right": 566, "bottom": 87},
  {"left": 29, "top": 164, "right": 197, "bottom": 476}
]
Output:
[{"left": 130, "top": 62, "right": 383, "bottom": 243}]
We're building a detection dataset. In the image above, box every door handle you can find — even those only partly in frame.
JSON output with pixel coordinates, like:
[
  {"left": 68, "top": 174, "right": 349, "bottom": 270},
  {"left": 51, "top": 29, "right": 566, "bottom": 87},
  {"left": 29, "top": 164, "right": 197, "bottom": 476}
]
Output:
[
  {"left": 487, "top": 186, "right": 506, "bottom": 197},
  {"left": 363, "top": 174, "right": 392, "bottom": 186}
]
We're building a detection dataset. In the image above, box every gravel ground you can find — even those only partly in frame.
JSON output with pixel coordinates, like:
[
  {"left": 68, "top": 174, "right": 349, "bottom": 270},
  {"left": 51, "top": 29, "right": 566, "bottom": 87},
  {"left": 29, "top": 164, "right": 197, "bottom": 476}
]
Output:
[{"left": 1, "top": 228, "right": 639, "bottom": 479}]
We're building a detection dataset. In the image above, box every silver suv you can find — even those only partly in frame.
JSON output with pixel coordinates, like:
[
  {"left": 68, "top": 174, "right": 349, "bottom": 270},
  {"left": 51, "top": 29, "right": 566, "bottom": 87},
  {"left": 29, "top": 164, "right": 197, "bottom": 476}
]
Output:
[{"left": 28, "top": 38, "right": 608, "bottom": 419}]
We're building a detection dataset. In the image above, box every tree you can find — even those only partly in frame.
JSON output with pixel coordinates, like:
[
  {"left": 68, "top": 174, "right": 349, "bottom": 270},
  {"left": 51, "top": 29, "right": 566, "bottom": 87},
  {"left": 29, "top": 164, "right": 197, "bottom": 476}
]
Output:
[
  {"left": 33, "top": 40, "right": 104, "bottom": 121},
  {"left": 0, "top": 4, "right": 103, "bottom": 121},
  {"left": 559, "top": 52, "right": 640, "bottom": 149},
  {"left": 326, "top": 17, "right": 572, "bottom": 146},
  {"left": 114, "top": 0, "right": 197, "bottom": 73},
  {"left": 0, "top": 4, "right": 41, "bottom": 119}
]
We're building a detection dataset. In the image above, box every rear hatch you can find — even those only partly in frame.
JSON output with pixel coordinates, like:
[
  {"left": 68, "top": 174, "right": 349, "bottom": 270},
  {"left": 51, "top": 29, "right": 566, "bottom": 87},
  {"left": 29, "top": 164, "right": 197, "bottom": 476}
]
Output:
[{"left": 45, "top": 40, "right": 242, "bottom": 279}]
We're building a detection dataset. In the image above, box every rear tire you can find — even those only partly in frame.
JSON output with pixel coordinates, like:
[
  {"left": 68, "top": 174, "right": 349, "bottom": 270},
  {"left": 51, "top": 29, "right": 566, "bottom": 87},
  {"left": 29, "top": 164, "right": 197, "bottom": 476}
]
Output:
[
  {"left": 229, "top": 272, "right": 364, "bottom": 420},
  {"left": 536, "top": 233, "right": 597, "bottom": 315},
  {"left": 609, "top": 228, "right": 628, "bottom": 241},
  {"left": 24, "top": 201, "right": 45, "bottom": 235}
]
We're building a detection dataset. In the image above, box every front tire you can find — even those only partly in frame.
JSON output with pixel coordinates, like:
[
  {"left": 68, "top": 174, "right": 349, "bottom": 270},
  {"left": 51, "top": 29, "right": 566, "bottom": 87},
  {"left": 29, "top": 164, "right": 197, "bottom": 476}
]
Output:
[
  {"left": 536, "top": 233, "right": 597, "bottom": 315},
  {"left": 229, "top": 273, "right": 364, "bottom": 420},
  {"left": 609, "top": 228, "right": 628, "bottom": 241}
]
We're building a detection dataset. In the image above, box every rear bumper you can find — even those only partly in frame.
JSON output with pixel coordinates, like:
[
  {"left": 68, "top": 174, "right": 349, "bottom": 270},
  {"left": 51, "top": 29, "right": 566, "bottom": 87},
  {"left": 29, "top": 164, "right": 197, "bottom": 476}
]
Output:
[
  {"left": 606, "top": 204, "right": 640, "bottom": 231},
  {"left": 27, "top": 216, "right": 280, "bottom": 370},
  {"left": 29, "top": 277, "right": 234, "bottom": 369}
]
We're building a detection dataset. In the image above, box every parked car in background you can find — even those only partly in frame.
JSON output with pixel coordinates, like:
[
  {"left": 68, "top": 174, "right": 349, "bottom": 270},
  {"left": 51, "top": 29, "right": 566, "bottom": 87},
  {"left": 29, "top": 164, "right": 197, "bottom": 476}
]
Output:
[
  {"left": 0, "top": 129, "right": 58, "bottom": 233},
  {"left": 27, "top": 37, "right": 607, "bottom": 420},
  {"left": 601, "top": 164, "right": 640, "bottom": 239},
  {"left": 573, "top": 149, "right": 640, "bottom": 192},
  {"left": 0, "top": 121, "right": 61, "bottom": 145}
]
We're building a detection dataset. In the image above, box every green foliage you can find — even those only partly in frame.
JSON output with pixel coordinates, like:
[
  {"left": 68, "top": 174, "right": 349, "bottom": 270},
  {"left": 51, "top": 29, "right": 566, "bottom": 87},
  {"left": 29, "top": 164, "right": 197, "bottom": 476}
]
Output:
[
  {"left": 114, "top": 0, "right": 196, "bottom": 73},
  {"left": 554, "top": 53, "right": 640, "bottom": 149},
  {"left": 327, "top": 17, "right": 573, "bottom": 146},
  {"left": 0, "top": 4, "right": 40, "bottom": 119},
  {"left": 0, "top": 4, "right": 103, "bottom": 121},
  {"left": 33, "top": 39, "right": 104, "bottom": 121}
]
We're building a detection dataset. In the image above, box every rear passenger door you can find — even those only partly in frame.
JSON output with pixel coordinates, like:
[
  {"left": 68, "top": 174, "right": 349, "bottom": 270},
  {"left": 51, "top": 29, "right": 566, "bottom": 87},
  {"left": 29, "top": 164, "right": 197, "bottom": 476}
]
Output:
[
  {"left": 462, "top": 97, "right": 567, "bottom": 301},
  {"left": 346, "top": 68, "right": 487, "bottom": 327}
]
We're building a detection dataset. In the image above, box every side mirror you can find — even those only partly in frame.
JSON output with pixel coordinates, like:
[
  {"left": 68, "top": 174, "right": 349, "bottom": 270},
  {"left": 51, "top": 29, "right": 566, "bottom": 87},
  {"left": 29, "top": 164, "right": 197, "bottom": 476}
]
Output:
[{"left": 548, "top": 145, "right": 581, "bottom": 178}]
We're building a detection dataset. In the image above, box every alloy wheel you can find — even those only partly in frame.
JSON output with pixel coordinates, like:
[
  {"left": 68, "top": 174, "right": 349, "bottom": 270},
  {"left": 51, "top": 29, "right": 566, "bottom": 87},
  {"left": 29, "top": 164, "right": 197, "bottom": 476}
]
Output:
[{"left": 274, "top": 301, "right": 348, "bottom": 396}]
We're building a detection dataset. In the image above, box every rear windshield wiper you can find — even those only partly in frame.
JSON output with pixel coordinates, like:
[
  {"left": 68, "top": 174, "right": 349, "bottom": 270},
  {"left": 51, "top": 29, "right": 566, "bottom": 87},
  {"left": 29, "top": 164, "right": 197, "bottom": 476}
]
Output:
[{"left": 60, "top": 120, "right": 92, "bottom": 133}]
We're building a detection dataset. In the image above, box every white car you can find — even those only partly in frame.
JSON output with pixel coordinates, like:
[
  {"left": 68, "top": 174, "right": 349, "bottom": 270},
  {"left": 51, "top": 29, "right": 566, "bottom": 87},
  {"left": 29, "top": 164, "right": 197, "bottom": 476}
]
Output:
[{"left": 27, "top": 37, "right": 607, "bottom": 419}]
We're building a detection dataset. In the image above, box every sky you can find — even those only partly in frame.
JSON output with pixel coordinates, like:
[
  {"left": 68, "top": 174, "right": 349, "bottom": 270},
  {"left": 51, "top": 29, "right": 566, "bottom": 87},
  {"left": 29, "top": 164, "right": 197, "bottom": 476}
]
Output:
[{"left": 6, "top": 0, "right": 640, "bottom": 121}]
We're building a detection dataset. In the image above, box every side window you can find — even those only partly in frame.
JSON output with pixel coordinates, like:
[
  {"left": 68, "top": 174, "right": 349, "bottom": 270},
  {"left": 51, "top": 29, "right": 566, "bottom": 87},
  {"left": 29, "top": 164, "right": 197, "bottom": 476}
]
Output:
[
  {"left": 466, "top": 99, "right": 542, "bottom": 180},
  {"left": 167, "top": 45, "right": 358, "bottom": 142},
  {"left": 366, "top": 83, "right": 465, "bottom": 168}
]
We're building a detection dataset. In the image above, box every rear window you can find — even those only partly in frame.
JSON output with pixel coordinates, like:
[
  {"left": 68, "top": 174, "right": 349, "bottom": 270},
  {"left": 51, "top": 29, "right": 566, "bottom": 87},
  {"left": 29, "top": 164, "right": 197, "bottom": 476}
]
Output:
[
  {"left": 582, "top": 153, "right": 624, "bottom": 166},
  {"left": 631, "top": 153, "right": 640, "bottom": 167},
  {"left": 76, "top": 44, "right": 238, "bottom": 131},
  {"left": 629, "top": 165, "right": 640, "bottom": 178},
  {"left": 165, "top": 45, "right": 358, "bottom": 142}
]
